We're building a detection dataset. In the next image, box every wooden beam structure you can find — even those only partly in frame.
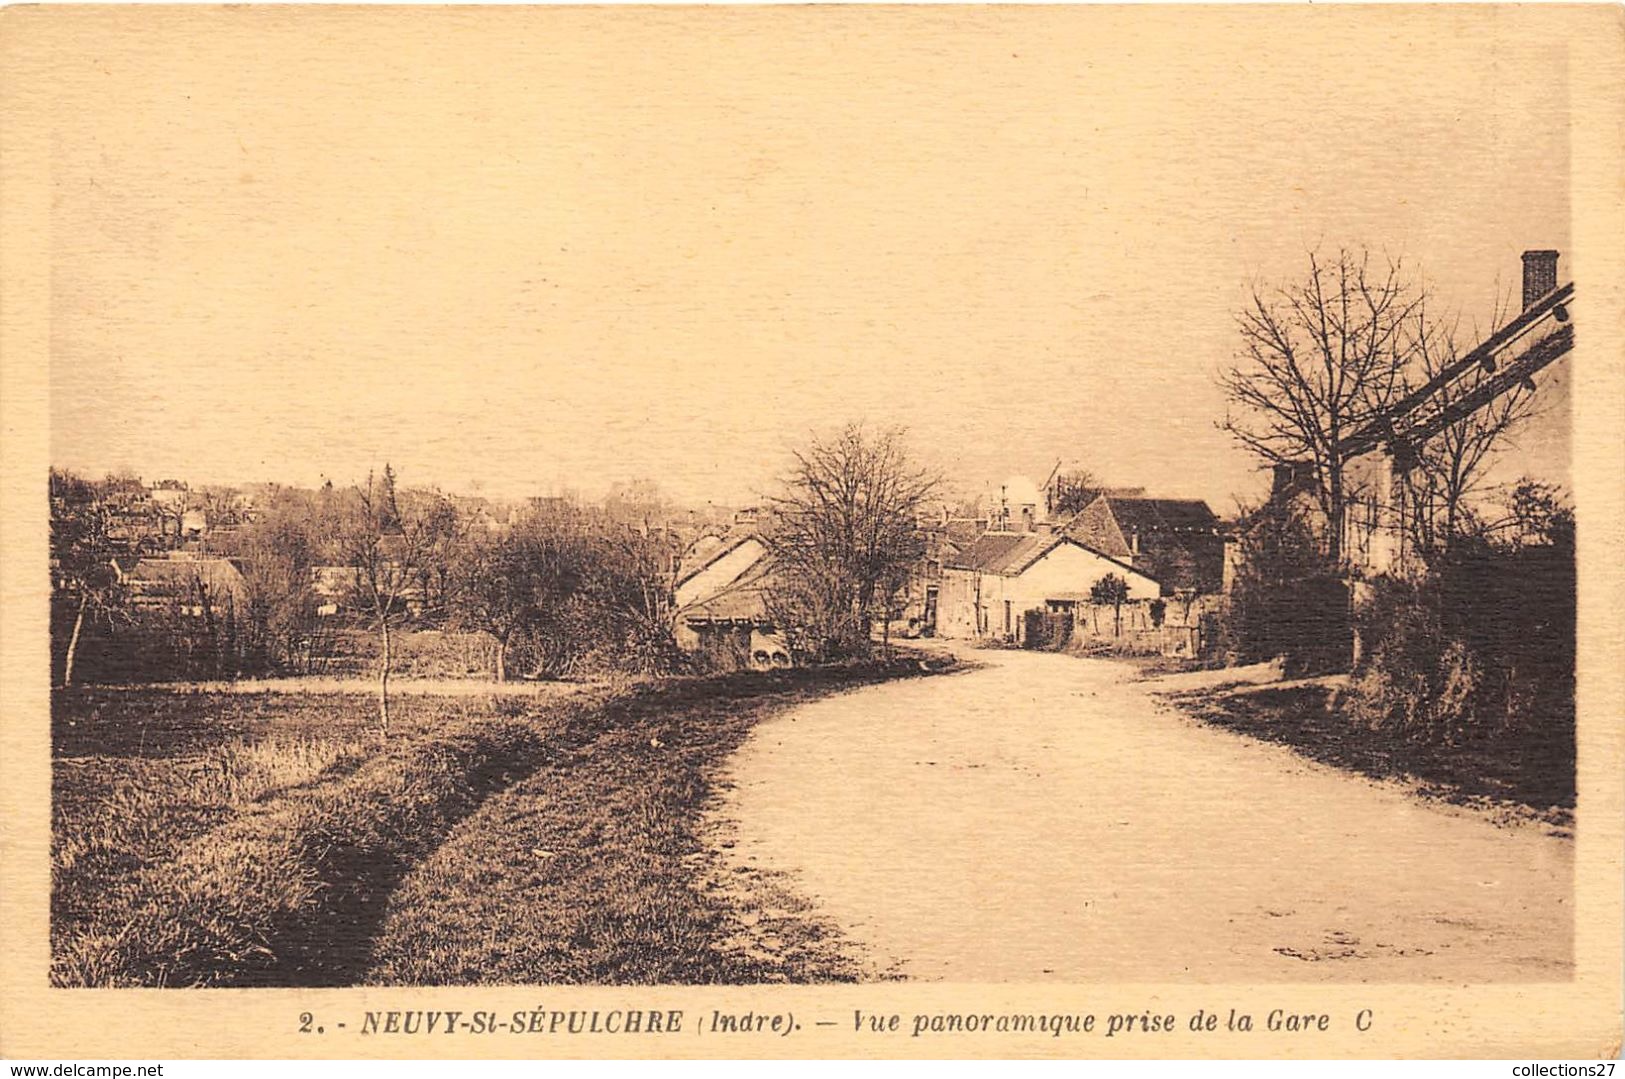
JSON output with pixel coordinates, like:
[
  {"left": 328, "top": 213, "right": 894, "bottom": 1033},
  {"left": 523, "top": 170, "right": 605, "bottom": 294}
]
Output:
[{"left": 1338, "top": 282, "right": 1575, "bottom": 459}]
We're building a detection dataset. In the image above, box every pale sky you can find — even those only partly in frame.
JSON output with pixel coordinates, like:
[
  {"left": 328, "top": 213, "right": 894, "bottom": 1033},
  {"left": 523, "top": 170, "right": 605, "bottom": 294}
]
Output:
[{"left": 44, "top": 7, "right": 1570, "bottom": 513}]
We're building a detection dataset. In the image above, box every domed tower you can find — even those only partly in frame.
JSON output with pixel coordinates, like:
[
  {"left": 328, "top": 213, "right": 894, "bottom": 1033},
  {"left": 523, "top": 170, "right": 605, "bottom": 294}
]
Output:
[{"left": 997, "top": 475, "right": 1044, "bottom": 533}]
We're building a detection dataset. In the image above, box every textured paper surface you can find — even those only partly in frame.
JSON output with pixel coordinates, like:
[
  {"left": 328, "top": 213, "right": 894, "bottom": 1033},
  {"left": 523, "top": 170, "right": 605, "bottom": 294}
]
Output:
[{"left": 2, "top": 5, "right": 1621, "bottom": 1059}]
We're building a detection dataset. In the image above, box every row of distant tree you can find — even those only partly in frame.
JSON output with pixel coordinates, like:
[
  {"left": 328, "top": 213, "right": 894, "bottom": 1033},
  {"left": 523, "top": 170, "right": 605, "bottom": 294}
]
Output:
[{"left": 51, "top": 425, "right": 943, "bottom": 735}]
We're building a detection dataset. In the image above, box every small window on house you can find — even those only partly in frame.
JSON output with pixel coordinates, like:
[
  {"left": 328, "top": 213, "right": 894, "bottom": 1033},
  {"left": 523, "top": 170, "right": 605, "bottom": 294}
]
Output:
[{"left": 1004, "top": 600, "right": 1012, "bottom": 634}]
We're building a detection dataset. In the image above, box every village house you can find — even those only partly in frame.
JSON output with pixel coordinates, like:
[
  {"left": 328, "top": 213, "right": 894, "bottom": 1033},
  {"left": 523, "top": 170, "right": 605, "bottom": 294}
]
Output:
[
  {"left": 451, "top": 495, "right": 512, "bottom": 541},
  {"left": 671, "top": 531, "right": 790, "bottom": 669},
  {"left": 146, "top": 480, "right": 187, "bottom": 511},
  {"left": 926, "top": 467, "right": 1226, "bottom": 642},
  {"left": 1064, "top": 494, "right": 1227, "bottom": 594},
  {"left": 114, "top": 555, "right": 250, "bottom": 616},
  {"left": 936, "top": 528, "right": 1160, "bottom": 643},
  {"left": 990, "top": 475, "right": 1045, "bottom": 534}
]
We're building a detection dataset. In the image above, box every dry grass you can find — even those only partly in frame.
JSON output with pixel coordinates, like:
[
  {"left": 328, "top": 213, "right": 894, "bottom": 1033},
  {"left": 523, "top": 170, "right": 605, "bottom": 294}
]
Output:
[
  {"left": 52, "top": 701, "right": 603, "bottom": 987},
  {"left": 54, "top": 735, "right": 347, "bottom": 882},
  {"left": 365, "top": 662, "right": 932, "bottom": 986},
  {"left": 52, "top": 658, "right": 938, "bottom": 988},
  {"left": 50, "top": 688, "right": 582, "bottom": 987}
]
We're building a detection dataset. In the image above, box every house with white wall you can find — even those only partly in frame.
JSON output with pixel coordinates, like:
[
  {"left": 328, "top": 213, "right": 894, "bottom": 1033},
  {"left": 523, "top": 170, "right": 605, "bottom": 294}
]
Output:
[{"left": 936, "top": 529, "right": 1160, "bottom": 643}]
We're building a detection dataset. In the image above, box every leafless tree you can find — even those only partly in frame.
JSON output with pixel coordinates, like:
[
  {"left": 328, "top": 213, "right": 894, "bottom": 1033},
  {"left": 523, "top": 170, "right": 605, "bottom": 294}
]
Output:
[
  {"left": 579, "top": 523, "right": 685, "bottom": 675},
  {"left": 1396, "top": 296, "right": 1538, "bottom": 558},
  {"left": 197, "top": 486, "right": 246, "bottom": 530},
  {"left": 449, "top": 503, "right": 588, "bottom": 682},
  {"left": 1047, "top": 468, "right": 1103, "bottom": 519},
  {"left": 1219, "top": 248, "right": 1424, "bottom": 565},
  {"left": 766, "top": 423, "right": 938, "bottom": 659},
  {"left": 49, "top": 469, "right": 127, "bottom": 687},
  {"left": 339, "top": 465, "right": 454, "bottom": 736}
]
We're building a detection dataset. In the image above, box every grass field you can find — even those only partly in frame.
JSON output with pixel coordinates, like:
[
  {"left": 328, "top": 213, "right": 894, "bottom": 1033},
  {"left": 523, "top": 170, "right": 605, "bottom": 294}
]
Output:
[
  {"left": 52, "top": 660, "right": 936, "bottom": 987},
  {"left": 364, "top": 669, "right": 918, "bottom": 985}
]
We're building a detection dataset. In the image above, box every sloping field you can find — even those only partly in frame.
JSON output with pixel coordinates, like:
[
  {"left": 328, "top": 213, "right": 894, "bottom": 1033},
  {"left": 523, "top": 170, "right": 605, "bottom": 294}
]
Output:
[
  {"left": 364, "top": 663, "right": 939, "bottom": 985},
  {"left": 53, "top": 688, "right": 613, "bottom": 987},
  {"left": 53, "top": 661, "right": 933, "bottom": 987}
]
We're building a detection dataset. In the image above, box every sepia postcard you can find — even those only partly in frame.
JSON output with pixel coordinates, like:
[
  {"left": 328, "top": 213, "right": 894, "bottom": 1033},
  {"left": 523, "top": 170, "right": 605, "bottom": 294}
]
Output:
[{"left": 1, "top": 4, "right": 1622, "bottom": 1061}]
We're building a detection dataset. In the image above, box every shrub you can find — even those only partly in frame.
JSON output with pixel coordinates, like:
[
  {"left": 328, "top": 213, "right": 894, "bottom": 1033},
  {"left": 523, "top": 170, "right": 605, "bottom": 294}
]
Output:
[
  {"left": 1224, "top": 501, "right": 1351, "bottom": 674},
  {"left": 1227, "top": 568, "right": 1351, "bottom": 675},
  {"left": 1148, "top": 599, "right": 1167, "bottom": 628},
  {"left": 1350, "top": 536, "right": 1574, "bottom": 748},
  {"left": 1349, "top": 576, "right": 1479, "bottom": 742},
  {"left": 1022, "top": 609, "right": 1071, "bottom": 651}
]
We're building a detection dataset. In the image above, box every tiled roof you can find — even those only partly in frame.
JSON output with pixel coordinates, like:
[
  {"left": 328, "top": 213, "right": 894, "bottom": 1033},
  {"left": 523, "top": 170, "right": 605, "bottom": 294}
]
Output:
[
  {"left": 1063, "top": 496, "right": 1219, "bottom": 554},
  {"left": 943, "top": 518, "right": 987, "bottom": 547},
  {"left": 674, "top": 531, "right": 764, "bottom": 590},
  {"left": 1105, "top": 497, "right": 1220, "bottom": 534},
  {"left": 680, "top": 583, "right": 771, "bottom": 623},
  {"left": 944, "top": 532, "right": 1062, "bottom": 575},
  {"left": 127, "top": 557, "right": 249, "bottom": 599}
]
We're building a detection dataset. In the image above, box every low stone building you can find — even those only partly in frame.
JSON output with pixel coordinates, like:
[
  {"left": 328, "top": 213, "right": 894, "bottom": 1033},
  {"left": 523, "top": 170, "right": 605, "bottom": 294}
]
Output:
[{"left": 936, "top": 529, "right": 1160, "bottom": 643}]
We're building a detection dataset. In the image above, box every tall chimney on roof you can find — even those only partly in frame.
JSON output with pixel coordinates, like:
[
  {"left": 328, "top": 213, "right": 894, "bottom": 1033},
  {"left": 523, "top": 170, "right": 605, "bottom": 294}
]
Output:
[{"left": 1522, "top": 249, "right": 1559, "bottom": 310}]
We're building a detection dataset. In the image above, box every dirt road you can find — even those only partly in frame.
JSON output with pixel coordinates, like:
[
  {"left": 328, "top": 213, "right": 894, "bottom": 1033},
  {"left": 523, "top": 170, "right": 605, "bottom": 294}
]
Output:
[{"left": 714, "top": 647, "right": 1573, "bottom": 982}]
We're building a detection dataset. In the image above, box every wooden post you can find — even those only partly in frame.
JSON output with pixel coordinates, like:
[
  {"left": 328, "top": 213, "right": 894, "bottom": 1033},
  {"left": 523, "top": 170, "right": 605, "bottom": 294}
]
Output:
[{"left": 378, "top": 616, "right": 392, "bottom": 738}]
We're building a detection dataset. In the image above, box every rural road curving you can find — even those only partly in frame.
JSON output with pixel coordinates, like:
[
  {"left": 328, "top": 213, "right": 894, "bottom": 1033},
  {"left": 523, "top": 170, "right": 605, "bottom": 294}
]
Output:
[{"left": 714, "top": 646, "right": 1573, "bottom": 982}]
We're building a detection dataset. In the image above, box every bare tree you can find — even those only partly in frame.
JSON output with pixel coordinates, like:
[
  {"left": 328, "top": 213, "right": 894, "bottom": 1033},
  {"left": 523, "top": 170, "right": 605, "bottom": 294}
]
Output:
[
  {"left": 1047, "top": 468, "right": 1103, "bottom": 519},
  {"left": 1396, "top": 296, "right": 1538, "bottom": 558},
  {"left": 49, "top": 469, "right": 126, "bottom": 687},
  {"left": 339, "top": 466, "right": 454, "bottom": 736},
  {"left": 766, "top": 423, "right": 938, "bottom": 659},
  {"left": 1219, "top": 248, "right": 1424, "bottom": 565},
  {"left": 579, "top": 523, "right": 685, "bottom": 675},
  {"left": 234, "top": 494, "right": 321, "bottom": 674},
  {"left": 411, "top": 496, "right": 465, "bottom": 623},
  {"left": 198, "top": 486, "right": 246, "bottom": 530},
  {"left": 450, "top": 503, "right": 588, "bottom": 682}
]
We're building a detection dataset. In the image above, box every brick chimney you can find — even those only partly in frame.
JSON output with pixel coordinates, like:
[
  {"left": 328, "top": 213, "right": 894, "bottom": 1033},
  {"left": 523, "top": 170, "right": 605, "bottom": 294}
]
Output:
[{"left": 1522, "top": 249, "right": 1559, "bottom": 310}]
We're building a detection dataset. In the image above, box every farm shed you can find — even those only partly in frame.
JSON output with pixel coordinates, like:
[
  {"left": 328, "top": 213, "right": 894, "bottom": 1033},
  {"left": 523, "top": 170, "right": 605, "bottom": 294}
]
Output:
[{"left": 671, "top": 533, "right": 790, "bottom": 669}]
